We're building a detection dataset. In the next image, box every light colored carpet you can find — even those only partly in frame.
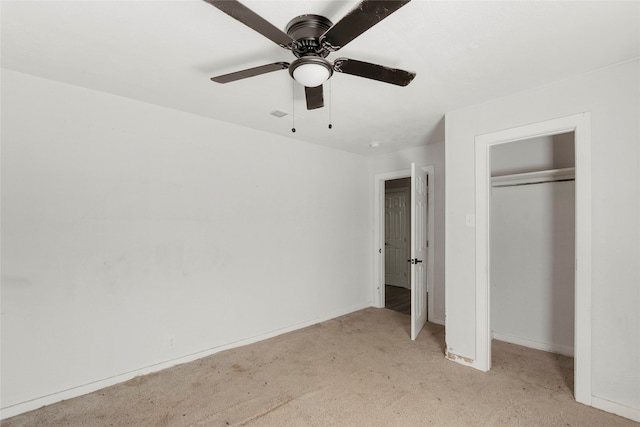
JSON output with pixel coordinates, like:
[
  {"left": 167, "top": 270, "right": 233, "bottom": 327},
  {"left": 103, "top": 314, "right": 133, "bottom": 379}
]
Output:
[{"left": 2, "top": 308, "right": 636, "bottom": 426}]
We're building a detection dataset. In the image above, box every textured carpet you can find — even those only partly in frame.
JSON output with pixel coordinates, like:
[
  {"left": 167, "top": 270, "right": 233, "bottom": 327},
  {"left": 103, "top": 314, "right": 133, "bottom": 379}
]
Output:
[{"left": 2, "top": 308, "right": 636, "bottom": 426}]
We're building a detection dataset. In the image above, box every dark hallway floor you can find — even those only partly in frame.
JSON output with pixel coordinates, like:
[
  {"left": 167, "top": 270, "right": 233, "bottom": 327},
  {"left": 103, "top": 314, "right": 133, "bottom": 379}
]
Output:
[{"left": 385, "top": 285, "right": 410, "bottom": 315}]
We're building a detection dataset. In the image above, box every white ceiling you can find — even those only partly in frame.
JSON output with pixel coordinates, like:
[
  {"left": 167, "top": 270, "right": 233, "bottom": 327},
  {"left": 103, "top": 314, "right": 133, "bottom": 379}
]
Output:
[{"left": 2, "top": 1, "right": 639, "bottom": 155}]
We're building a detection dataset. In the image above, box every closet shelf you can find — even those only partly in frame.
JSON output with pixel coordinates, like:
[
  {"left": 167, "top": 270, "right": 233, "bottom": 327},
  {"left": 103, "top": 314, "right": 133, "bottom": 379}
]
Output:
[{"left": 491, "top": 167, "right": 575, "bottom": 187}]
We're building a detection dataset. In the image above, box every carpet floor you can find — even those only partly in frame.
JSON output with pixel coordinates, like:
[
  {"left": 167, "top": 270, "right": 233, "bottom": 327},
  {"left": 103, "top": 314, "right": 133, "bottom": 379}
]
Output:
[{"left": 2, "top": 308, "right": 636, "bottom": 426}]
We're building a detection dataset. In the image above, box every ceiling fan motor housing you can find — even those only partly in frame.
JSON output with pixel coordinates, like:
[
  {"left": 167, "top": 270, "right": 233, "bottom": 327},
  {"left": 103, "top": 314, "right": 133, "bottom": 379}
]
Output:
[{"left": 286, "top": 14, "right": 333, "bottom": 58}]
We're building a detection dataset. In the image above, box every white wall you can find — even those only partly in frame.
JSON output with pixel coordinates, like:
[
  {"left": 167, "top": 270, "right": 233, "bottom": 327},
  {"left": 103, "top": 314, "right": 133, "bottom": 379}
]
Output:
[
  {"left": 491, "top": 180, "right": 575, "bottom": 355},
  {"left": 445, "top": 59, "right": 640, "bottom": 417},
  {"left": 0, "top": 70, "right": 371, "bottom": 416},
  {"left": 491, "top": 133, "right": 574, "bottom": 175},
  {"left": 368, "top": 142, "right": 445, "bottom": 324}
]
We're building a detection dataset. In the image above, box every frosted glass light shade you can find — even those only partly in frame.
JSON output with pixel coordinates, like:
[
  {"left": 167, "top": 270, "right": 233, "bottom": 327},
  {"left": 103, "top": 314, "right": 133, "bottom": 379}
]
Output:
[
  {"left": 293, "top": 63, "right": 331, "bottom": 87},
  {"left": 289, "top": 57, "right": 333, "bottom": 87}
]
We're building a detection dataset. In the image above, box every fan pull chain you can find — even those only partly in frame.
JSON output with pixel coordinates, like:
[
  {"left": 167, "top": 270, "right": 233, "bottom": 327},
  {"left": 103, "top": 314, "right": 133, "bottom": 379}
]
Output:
[
  {"left": 291, "top": 80, "right": 296, "bottom": 133},
  {"left": 328, "top": 80, "right": 333, "bottom": 130}
]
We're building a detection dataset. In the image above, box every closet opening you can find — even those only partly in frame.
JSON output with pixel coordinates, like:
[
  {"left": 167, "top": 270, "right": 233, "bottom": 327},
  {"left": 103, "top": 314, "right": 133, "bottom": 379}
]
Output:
[{"left": 490, "top": 131, "right": 575, "bottom": 394}]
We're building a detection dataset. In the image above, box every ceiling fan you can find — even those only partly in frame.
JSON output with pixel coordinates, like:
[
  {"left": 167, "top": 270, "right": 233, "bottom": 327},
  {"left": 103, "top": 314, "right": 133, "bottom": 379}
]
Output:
[{"left": 205, "top": 0, "right": 416, "bottom": 110}]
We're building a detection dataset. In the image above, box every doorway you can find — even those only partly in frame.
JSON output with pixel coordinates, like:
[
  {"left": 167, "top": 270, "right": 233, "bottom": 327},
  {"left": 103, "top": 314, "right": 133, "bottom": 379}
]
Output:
[
  {"left": 384, "top": 178, "right": 411, "bottom": 315},
  {"left": 474, "top": 113, "right": 592, "bottom": 405},
  {"left": 374, "top": 165, "right": 435, "bottom": 336}
]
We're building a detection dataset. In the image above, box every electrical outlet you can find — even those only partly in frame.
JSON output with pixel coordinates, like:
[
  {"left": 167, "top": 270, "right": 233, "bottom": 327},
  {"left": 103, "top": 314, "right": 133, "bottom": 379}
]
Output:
[{"left": 168, "top": 336, "right": 175, "bottom": 348}]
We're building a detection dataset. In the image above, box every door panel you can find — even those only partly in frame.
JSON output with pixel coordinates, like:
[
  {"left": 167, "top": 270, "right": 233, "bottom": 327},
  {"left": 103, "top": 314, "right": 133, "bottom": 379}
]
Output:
[
  {"left": 385, "top": 189, "right": 409, "bottom": 288},
  {"left": 411, "top": 163, "right": 428, "bottom": 340}
]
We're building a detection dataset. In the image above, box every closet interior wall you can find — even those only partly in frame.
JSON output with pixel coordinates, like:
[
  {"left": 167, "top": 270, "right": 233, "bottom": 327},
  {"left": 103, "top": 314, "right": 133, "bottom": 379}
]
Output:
[{"left": 490, "top": 133, "right": 576, "bottom": 355}]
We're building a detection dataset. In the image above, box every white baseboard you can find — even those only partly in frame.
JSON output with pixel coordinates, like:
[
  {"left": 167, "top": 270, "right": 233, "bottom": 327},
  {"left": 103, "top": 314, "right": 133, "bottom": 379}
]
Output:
[
  {"left": 592, "top": 396, "right": 640, "bottom": 422},
  {"left": 492, "top": 331, "right": 574, "bottom": 357},
  {"left": 0, "top": 302, "right": 370, "bottom": 420}
]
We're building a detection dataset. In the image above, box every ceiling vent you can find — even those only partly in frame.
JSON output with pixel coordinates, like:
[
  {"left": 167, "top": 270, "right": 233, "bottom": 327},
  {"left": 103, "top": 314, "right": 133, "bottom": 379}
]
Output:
[{"left": 270, "top": 110, "right": 289, "bottom": 118}]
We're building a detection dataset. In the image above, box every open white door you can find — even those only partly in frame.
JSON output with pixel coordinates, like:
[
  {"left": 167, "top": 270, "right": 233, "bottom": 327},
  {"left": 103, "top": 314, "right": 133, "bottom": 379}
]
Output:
[{"left": 410, "top": 163, "right": 428, "bottom": 340}]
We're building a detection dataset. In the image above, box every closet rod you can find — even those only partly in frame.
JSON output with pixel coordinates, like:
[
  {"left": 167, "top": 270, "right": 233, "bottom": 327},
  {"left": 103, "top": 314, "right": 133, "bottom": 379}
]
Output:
[
  {"left": 491, "top": 167, "right": 575, "bottom": 188},
  {"left": 492, "top": 178, "right": 575, "bottom": 188}
]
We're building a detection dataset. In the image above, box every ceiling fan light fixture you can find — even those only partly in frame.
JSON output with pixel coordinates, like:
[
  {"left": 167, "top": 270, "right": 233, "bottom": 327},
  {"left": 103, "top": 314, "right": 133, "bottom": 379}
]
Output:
[{"left": 289, "top": 57, "right": 333, "bottom": 87}]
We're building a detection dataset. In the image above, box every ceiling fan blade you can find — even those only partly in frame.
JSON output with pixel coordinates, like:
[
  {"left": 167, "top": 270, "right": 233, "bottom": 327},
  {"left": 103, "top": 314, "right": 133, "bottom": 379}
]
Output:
[
  {"left": 211, "top": 62, "right": 289, "bottom": 83},
  {"left": 333, "top": 58, "right": 415, "bottom": 86},
  {"left": 321, "top": 0, "right": 411, "bottom": 51},
  {"left": 203, "top": 0, "right": 294, "bottom": 48},
  {"left": 305, "top": 85, "right": 324, "bottom": 110}
]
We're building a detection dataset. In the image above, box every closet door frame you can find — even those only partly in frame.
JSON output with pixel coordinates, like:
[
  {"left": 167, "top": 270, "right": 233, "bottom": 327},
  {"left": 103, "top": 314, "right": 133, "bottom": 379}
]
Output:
[{"left": 473, "top": 112, "right": 592, "bottom": 405}]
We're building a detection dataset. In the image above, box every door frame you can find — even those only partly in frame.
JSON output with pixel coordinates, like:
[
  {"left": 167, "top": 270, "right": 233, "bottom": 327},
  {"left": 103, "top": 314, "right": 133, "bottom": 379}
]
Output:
[
  {"left": 474, "top": 113, "right": 592, "bottom": 405},
  {"left": 374, "top": 165, "right": 435, "bottom": 323}
]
